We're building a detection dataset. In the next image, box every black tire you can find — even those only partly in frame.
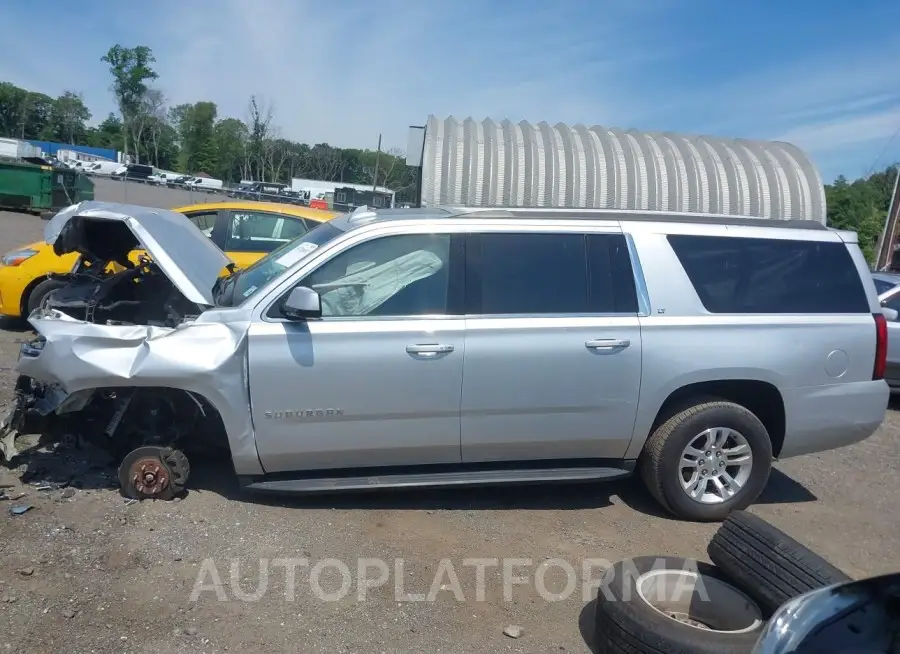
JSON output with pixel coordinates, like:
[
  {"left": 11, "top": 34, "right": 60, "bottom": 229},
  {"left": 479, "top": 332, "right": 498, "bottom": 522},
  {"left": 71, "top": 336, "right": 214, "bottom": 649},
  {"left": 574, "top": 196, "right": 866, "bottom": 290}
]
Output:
[
  {"left": 707, "top": 510, "right": 851, "bottom": 615},
  {"left": 640, "top": 400, "right": 773, "bottom": 522},
  {"left": 25, "top": 278, "right": 69, "bottom": 316},
  {"left": 594, "top": 556, "right": 764, "bottom": 654},
  {"left": 118, "top": 446, "right": 189, "bottom": 501}
]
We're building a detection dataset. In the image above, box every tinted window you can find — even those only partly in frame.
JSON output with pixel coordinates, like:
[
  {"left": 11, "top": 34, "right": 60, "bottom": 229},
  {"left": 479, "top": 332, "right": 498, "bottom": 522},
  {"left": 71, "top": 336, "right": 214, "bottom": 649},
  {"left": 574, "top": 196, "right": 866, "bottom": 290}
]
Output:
[
  {"left": 587, "top": 234, "right": 639, "bottom": 314},
  {"left": 667, "top": 235, "right": 869, "bottom": 314},
  {"left": 873, "top": 278, "right": 897, "bottom": 295},
  {"left": 302, "top": 234, "right": 452, "bottom": 318},
  {"left": 468, "top": 232, "right": 637, "bottom": 315},
  {"left": 883, "top": 291, "right": 900, "bottom": 312}
]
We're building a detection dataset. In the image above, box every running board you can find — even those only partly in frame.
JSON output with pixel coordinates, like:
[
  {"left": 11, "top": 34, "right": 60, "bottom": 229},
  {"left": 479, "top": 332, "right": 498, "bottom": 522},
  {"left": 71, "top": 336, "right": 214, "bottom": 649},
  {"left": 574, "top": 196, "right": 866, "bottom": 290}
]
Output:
[{"left": 241, "top": 465, "right": 632, "bottom": 494}]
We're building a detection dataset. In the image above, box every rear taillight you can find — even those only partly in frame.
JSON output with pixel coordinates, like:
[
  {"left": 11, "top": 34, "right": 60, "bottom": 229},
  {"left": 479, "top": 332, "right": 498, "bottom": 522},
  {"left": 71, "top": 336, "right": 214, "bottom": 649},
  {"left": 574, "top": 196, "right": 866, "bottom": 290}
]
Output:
[{"left": 874, "top": 312, "right": 888, "bottom": 380}]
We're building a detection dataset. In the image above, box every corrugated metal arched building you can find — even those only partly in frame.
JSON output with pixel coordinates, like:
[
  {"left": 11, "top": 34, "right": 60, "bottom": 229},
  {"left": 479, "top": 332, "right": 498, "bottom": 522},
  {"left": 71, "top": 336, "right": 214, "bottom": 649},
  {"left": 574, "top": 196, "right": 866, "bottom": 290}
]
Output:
[{"left": 419, "top": 115, "right": 825, "bottom": 223}]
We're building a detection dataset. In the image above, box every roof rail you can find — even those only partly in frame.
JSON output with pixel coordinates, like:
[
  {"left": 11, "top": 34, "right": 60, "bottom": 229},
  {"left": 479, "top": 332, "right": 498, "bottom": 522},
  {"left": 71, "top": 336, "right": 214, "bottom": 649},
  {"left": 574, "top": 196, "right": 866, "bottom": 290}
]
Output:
[{"left": 438, "top": 206, "right": 829, "bottom": 230}]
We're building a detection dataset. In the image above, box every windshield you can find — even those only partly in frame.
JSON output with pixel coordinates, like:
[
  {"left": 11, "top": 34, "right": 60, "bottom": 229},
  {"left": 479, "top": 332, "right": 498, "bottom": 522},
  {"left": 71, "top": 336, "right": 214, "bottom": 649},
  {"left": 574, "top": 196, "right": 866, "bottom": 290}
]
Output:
[{"left": 224, "top": 220, "right": 345, "bottom": 305}]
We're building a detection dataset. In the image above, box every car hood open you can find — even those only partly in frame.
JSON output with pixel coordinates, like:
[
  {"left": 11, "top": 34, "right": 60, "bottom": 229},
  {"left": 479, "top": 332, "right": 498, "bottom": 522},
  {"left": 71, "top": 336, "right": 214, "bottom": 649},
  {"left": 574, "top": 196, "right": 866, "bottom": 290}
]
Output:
[{"left": 45, "top": 201, "right": 232, "bottom": 307}]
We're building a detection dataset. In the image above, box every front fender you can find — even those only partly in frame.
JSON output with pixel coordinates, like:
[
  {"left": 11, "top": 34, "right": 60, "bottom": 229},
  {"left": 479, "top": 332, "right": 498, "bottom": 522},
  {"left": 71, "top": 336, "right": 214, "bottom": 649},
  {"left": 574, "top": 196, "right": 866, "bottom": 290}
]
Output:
[{"left": 17, "top": 313, "right": 263, "bottom": 475}]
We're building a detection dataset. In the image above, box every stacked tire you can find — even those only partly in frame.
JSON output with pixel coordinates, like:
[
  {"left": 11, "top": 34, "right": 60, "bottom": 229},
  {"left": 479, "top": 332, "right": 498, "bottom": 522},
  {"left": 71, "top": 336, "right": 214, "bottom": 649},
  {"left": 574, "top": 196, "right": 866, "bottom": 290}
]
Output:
[{"left": 593, "top": 511, "right": 850, "bottom": 653}]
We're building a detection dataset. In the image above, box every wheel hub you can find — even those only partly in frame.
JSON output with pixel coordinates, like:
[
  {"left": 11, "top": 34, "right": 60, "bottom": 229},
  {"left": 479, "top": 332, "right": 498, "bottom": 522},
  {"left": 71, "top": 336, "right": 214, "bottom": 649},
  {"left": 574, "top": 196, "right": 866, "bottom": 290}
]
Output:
[
  {"left": 678, "top": 427, "right": 754, "bottom": 505},
  {"left": 129, "top": 457, "right": 169, "bottom": 496}
]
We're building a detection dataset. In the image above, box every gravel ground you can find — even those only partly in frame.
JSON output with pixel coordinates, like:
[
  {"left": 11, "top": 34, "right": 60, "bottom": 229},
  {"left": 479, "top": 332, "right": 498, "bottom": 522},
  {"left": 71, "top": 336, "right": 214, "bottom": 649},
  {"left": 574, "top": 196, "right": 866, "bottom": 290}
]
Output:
[{"left": 0, "top": 207, "right": 898, "bottom": 653}]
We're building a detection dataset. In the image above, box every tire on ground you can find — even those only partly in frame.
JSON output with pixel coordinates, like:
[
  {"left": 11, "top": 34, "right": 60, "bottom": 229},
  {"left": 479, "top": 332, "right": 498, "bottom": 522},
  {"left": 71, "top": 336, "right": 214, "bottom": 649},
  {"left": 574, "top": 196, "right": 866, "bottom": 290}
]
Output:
[
  {"left": 25, "top": 277, "right": 69, "bottom": 316},
  {"left": 640, "top": 400, "right": 773, "bottom": 522},
  {"left": 593, "top": 555, "right": 764, "bottom": 654},
  {"left": 707, "top": 510, "right": 851, "bottom": 615}
]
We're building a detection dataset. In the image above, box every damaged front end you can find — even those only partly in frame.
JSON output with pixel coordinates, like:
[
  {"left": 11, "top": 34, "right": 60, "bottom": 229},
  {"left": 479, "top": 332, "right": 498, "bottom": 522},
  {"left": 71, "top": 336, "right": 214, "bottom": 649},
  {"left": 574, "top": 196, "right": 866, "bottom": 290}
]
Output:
[{"left": 0, "top": 201, "right": 262, "bottom": 496}]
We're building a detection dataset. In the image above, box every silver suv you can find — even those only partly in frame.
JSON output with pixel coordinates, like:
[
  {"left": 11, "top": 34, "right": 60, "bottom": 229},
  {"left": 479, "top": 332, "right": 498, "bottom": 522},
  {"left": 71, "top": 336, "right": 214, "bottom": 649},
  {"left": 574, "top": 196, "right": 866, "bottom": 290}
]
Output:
[{"left": 10, "top": 202, "right": 890, "bottom": 521}]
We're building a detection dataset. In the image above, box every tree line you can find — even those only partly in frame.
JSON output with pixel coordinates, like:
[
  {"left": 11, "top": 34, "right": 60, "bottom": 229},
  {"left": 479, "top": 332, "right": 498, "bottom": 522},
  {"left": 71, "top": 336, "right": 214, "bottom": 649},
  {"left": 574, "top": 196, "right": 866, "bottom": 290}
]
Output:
[
  {"left": 0, "top": 43, "right": 897, "bottom": 258},
  {"left": 0, "top": 44, "right": 417, "bottom": 200}
]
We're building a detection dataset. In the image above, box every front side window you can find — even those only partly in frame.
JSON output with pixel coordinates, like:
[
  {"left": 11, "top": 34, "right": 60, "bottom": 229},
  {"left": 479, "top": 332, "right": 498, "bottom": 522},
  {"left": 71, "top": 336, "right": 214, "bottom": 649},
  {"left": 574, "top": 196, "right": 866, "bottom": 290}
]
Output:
[
  {"left": 467, "top": 232, "right": 638, "bottom": 315},
  {"left": 225, "top": 212, "right": 309, "bottom": 253},
  {"left": 301, "top": 233, "right": 451, "bottom": 318},
  {"left": 668, "top": 234, "right": 870, "bottom": 314}
]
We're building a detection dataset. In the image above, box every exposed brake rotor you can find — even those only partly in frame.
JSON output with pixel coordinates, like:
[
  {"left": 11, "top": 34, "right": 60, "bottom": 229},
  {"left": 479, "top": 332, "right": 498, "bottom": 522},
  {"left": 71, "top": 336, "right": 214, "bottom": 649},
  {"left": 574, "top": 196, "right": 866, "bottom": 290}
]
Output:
[{"left": 129, "top": 456, "right": 170, "bottom": 496}]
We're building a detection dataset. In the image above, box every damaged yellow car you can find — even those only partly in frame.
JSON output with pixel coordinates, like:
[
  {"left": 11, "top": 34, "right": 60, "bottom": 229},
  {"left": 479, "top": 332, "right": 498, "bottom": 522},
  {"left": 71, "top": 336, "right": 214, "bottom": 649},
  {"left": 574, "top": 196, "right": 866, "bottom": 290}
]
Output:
[{"left": 0, "top": 200, "right": 337, "bottom": 319}]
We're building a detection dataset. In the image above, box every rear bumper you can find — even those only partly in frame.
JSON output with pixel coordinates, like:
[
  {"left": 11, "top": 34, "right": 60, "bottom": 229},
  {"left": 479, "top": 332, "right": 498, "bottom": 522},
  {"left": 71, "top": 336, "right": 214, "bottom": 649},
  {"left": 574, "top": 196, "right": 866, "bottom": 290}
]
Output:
[{"left": 779, "top": 380, "right": 889, "bottom": 459}]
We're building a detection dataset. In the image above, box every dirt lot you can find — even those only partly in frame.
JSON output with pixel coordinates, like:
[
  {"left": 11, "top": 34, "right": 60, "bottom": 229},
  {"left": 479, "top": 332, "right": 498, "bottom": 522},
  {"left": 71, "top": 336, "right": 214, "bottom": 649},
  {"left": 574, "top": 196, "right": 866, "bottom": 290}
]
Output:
[{"left": 0, "top": 207, "right": 898, "bottom": 653}]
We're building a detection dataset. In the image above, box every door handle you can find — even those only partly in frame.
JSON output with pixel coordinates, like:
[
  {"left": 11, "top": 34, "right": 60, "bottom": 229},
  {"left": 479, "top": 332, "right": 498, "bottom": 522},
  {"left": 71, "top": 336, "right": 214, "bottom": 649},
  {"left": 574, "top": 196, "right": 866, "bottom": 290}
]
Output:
[
  {"left": 406, "top": 344, "right": 454, "bottom": 357},
  {"left": 585, "top": 338, "right": 631, "bottom": 350}
]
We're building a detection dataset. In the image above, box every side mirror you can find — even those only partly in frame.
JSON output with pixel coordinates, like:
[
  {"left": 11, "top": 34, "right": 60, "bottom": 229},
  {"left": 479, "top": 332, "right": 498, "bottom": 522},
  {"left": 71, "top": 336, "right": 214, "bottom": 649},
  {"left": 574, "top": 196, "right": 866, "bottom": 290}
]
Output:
[
  {"left": 281, "top": 286, "right": 322, "bottom": 320},
  {"left": 882, "top": 307, "right": 898, "bottom": 322},
  {"left": 751, "top": 572, "right": 900, "bottom": 653}
]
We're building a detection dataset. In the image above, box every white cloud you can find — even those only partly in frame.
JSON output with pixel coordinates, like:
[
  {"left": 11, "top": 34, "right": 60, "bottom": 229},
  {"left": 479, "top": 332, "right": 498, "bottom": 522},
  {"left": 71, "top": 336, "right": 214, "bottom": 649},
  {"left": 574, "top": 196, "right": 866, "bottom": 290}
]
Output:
[
  {"left": 671, "top": 45, "right": 900, "bottom": 151},
  {"left": 776, "top": 107, "right": 900, "bottom": 153},
  {"left": 0, "top": 0, "right": 670, "bottom": 148}
]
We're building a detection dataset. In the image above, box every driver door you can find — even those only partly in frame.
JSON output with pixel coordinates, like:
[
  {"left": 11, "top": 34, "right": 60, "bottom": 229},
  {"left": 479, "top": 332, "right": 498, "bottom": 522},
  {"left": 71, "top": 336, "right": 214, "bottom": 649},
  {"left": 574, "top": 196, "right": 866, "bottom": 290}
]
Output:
[{"left": 248, "top": 230, "right": 466, "bottom": 473}]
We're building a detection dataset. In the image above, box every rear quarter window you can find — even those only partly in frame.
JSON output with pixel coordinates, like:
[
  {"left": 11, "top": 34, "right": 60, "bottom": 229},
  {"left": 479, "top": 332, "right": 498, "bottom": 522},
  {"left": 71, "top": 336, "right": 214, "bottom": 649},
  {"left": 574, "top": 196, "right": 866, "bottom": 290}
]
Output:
[{"left": 667, "top": 234, "right": 870, "bottom": 314}]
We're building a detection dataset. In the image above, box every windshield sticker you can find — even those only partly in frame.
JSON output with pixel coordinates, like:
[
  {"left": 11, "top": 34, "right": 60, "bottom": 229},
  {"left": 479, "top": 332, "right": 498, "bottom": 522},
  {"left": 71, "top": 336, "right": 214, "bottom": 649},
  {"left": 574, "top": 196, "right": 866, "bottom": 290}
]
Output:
[
  {"left": 242, "top": 285, "right": 258, "bottom": 297},
  {"left": 276, "top": 242, "right": 319, "bottom": 268}
]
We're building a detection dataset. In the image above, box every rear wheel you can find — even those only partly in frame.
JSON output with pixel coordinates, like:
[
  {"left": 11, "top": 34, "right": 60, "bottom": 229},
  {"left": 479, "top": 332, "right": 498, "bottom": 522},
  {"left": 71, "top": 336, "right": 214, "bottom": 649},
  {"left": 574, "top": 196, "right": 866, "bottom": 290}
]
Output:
[{"left": 640, "top": 401, "right": 773, "bottom": 521}]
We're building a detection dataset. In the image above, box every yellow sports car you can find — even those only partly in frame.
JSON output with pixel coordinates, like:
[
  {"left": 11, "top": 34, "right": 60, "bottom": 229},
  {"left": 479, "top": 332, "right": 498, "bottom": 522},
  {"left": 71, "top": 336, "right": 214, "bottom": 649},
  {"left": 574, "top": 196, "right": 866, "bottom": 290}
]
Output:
[{"left": 0, "top": 200, "right": 338, "bottom": 319}]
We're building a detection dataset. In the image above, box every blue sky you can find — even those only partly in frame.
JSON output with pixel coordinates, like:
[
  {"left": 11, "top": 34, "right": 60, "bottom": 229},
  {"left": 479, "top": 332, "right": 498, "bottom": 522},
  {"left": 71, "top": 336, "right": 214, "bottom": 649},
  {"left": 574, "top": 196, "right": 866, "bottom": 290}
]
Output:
[{"left": 1, "top": 0, "right": 898, "bottom": 182}]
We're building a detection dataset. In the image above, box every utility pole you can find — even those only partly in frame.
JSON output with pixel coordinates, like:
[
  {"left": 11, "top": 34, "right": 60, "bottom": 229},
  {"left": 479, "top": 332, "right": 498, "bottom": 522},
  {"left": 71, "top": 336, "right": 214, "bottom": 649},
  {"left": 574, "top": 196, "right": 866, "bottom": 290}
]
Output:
[
  {"left": 372, "top": 133, "right": 382, "bottom": 192},
  {"left": 875, "top": 166, "right": 900, "bottom": 270}
]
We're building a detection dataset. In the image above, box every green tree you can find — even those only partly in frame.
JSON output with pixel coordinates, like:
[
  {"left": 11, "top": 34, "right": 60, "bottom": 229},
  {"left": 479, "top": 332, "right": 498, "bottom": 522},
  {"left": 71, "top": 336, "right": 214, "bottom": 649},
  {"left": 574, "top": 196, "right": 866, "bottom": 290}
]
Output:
[
  {"left": 85, "top": 113, "right": 125, "bottom": 151},
  {"left": 48, "top": 91, "right": 91, "bottom": 143},
  {"left": 22, "top": 91, "right": 54, "bottom": 140},
  {"left": 825, "top": 170, "right": 893, "bottom": 264},
  {"left": 101, "top": 44, "right": 158, "bottom": 162},
  {"left": 173, "top": 101, "right": 218, "bottom": 173},
  {"left": 213, "top": 117, "right": 248, "bottom": 182},
  {"left": 0, "top": 82, "right": 29, "bottom": 137}
]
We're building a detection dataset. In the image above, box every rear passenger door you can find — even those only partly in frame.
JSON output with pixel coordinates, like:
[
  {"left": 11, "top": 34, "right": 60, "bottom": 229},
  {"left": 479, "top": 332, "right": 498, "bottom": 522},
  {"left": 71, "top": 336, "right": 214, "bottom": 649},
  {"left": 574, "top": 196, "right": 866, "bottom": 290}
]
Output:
[{"left": 460, "top": 228, "right": 643, "bottom": 463}]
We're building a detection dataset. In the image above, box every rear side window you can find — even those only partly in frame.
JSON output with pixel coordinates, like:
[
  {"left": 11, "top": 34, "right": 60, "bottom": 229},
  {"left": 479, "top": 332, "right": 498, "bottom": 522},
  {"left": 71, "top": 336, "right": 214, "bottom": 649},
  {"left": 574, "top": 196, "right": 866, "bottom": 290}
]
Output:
[
  {"left": 467, "top": 232, "right": 638, "bottom": 315},
  {"left": 667, "top": 235, "right": 869, "bottom": 314}
]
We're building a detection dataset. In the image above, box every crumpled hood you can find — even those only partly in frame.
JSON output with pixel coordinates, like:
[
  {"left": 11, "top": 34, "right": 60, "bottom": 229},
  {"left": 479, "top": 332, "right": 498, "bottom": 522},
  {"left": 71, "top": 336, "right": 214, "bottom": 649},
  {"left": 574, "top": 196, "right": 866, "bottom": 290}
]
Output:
[{"left": 46, "top": 201, "right": 232, "bottom": 307}]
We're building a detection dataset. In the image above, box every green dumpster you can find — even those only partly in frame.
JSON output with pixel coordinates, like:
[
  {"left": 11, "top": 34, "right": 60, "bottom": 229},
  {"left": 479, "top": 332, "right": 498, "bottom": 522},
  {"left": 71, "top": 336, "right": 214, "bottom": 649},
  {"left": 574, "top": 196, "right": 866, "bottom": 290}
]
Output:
[{"left": 0, "top": 158, "right": 94, "bottom": 216}]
